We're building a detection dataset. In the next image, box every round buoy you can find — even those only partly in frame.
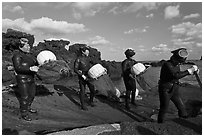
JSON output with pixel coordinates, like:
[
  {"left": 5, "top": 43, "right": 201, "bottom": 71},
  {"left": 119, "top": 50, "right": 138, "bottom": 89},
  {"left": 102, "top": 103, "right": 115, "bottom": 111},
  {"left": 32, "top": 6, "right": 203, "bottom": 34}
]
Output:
[
  {"left": 131, "top": 63, "right": 146, "bottom": 76},
  {"left": 37, "top": 50, "right": 56, "bottom": 65}
]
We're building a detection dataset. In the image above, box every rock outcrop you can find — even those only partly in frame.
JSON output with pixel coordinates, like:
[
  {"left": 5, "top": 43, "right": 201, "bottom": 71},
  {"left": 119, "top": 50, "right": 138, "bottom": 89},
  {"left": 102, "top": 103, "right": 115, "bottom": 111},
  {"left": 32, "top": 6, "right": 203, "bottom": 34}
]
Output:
[
  {"left": 2, "top": 29, "right": 123, "bottom": 85},
  {"left": 3, "top": 29, "right": 35, "bottom": 52}
]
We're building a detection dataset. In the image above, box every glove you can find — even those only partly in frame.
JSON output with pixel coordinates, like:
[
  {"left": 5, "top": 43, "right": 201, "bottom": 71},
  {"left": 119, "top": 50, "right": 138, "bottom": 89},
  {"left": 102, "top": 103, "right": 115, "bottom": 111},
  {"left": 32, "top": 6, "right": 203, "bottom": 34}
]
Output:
[
  {"left": 192, "top": 65, "right": 198, "bottom": 71},
  {"left": 82, "top": 75, "right": 87, "bottom": 80},
  {"left": 7, "top": 66, "right": 14, "bottom": 71},
  {"left": 187, "top": 65, "right": 198, "bottom": 75},
  {"left": 195, "top": 69, "right": 200, "bottom": 74},
  {"left": 30, "top": 66, "right": 39, "bottom": 72}
]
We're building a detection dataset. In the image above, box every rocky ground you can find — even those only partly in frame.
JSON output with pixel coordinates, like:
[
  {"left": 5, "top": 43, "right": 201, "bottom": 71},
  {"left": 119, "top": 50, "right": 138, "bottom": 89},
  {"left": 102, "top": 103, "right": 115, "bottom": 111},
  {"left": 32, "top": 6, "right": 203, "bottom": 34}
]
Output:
[{"left": 2, "top": 77, "right": 202, "bottom": 135}]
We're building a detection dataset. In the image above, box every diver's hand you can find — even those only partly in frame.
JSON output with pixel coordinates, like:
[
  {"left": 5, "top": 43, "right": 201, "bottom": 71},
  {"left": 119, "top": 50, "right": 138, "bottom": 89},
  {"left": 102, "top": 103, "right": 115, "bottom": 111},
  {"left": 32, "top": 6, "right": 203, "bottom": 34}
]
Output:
[
  {"left": 187, "top": 65, "right": 198, "bottom": 75},
  {"left": 30, "top": 66, "right": 39, "bottom": 72},
  {"left": 82, "top": 75, "right": 87, "bottom": 80}
]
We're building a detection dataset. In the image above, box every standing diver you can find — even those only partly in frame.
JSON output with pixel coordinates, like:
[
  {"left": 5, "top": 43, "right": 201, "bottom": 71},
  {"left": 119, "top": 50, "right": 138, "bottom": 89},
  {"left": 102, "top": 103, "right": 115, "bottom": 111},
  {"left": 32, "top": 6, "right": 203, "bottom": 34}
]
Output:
[
  {"left": 122, "top": 48, "right": 142, "bottom": 110},
  {"left": 12, "top": 38, "right": 39, "bottom": 121},
  {"left": 158, "top": 48, "right": 199, "bottom": 123},
  {"left": 74, "top": 46, "right": 96, "bottom": 111}
]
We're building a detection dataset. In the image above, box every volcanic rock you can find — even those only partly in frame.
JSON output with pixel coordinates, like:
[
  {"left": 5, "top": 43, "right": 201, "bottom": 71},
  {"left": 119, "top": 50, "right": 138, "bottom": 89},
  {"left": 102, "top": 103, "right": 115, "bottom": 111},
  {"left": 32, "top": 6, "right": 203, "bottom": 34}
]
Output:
[
  {"left": 2, "top": 29, "right": 124, "bottom": 83},
  {"left": 3, "top": 29, "right": 35, "bottom": 51}
]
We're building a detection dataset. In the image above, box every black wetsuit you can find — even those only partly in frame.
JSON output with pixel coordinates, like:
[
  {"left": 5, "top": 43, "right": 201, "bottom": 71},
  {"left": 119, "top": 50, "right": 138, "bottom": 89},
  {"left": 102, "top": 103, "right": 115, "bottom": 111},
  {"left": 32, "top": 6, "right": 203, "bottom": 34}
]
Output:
[
  {"left": 12, "top": 50, "right": 38, "bottom": 117},
  {"left": 158, "top": 59, "right": 189, "bottom": 123},
  {"left": 74, "top": 55, "right": 96, "bottom": 110},
  {"left": 121, "top": 58, "right": 138, "bottom": 109}
]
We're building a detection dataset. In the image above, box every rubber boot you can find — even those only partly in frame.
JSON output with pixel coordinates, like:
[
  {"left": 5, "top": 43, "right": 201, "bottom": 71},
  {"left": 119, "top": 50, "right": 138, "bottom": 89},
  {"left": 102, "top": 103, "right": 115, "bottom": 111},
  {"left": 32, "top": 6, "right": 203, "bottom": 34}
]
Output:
[
  {"left": 89, "top": 101, "right": 96, "bottom": 107},
  {"left": 125, "top": 90, "right": 131, "bottom": 110},
  {"left": 131, "top": 91, "right": 136, "bottom": 106},
  {"left": 80, "top": 93, "right": 88, "bottom": 111},
  {"left": 157, "top": 110, "right": 165, "bottom": 123},
  {"left": 125, "top": 98, "right": 130, "bottom": 110},
  {"left": 89, "top": 92, "right": 96, "bottom": 107},
  {"left": 28, "top": 98, "right": 37, "bottom": 113},
  {"left": 21, "top": 110, "right": 32, "bottom": 121},
  {"left": 28, "top": 106, "right": 37, "bottom": 113},
  {"left": 81, "top": 105, "right": 88, "bottom": 111}
]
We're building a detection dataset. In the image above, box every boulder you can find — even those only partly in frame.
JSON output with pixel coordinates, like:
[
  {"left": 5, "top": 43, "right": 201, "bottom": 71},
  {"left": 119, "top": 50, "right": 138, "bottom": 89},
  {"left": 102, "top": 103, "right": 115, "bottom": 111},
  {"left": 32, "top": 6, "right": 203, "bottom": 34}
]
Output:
[
  {"left": 101, "top": 60, "right": 122, "bottom": 79},
  {"left": 2, "top": 61, "right": 15, "bottom": 83},
  {"left": 2, "top": 29, "right": 35, "bottom": 51}
]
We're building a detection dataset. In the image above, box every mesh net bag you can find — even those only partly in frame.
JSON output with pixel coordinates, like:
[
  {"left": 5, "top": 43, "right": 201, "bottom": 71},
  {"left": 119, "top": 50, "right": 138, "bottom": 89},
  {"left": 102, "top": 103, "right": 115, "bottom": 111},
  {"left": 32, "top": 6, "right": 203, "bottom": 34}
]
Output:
[{"left": 37, "top": 60, "right": 71, "bottom": 83}]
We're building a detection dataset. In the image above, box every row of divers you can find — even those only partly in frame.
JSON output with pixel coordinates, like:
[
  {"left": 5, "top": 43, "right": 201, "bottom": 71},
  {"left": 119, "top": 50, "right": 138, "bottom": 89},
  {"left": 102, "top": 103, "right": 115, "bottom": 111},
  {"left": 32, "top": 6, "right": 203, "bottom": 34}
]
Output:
[{"left": 11, "top": 37, "right": 200, "bottom": 123}]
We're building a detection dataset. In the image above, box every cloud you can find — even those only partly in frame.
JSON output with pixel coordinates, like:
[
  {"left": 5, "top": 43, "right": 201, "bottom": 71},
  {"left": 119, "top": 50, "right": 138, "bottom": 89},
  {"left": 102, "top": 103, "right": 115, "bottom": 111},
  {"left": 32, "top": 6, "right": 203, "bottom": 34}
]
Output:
[
  {"left": 152, "top": 44, "right": 170, "bottom": 52},
  {"left": 2, "top": 18, "right": 31, "bottom": 32},
  {"left": 137, "top": 45, "right": 148, "bottom": 52},
  {"left": 71, "top": 2, "right": 169, "bottom": 18},
  {"left": 164, "top": 5, "right": 180, "bottom": 19},
  {"left": 109, "top": 3, "right": 156, "bottom": 15},
  {"left": 108, "top": 6, "right": 120, "bottom": 15},
  {"left": 139, "top": 49, "right": 145, "bottom": 52},
  {"left": 146, "top": 13, "right": 154, "bottom": 18},
  {"left": 124, "top": 29, "right": 134, "bottom": 34},
  {"left": 109, "top": 2, "right": 169, "bottom": 15},
  {"left": 45, "top": 37, "right": 70, "bottom": 41},
  {"left": 73, "top": 2, "right": 98, "bottom": 10},
  {"left": 172, "top": 39, "right": 195, "bottom": 46},
  {"left": 72, "top": 2, "right": 162, "bottom": 17},
  {"left": 183, "top": 13, "right": 200, "bottom": 20},
  {"left": 2, "top": 17, "right": 88, "bottom": 36},
  {"left": 170, "top": 22, "right": 201, "bottom": 48},
  {"left": 19, "top": 2, "right": 71, "bottom": 9},
  {"left": 196, "top": 43, "right": 202, "bottom": 47},
  {"left": 171, "top": 22, "right": 202, "bottom": 39},
  {"left": 136, "top": 28, "right": 147, "bottom": 33},
  {"left": 123, "top": 2, "right": 158, "bottom": 13},
  {"left": 124, "top": 26, "right": 149, "bottom": 34},
  {"left": 72, "top": 9, "right": 82, "bottom": 20},
  {"left": 3, "top": 4, "right": 24, "bottom": 14},
  {"left": 51, "top": 3, "right": 71, "bottom": 9},
  {"left": 138, "top": 45, "right": 145, "bottom": 48},
  {"left": 72, "top": 2, "right": 110, "bottom": 17},
  {"left": 89, "top": 36, "right": 110, "bottom": 45}
]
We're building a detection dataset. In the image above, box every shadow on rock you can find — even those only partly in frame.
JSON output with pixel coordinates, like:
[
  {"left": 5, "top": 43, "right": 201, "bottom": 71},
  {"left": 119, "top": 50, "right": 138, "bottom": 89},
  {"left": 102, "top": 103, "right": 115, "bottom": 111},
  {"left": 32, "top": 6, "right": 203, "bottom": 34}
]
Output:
[
  {"left": 36, "top": 84, "right": 54, "bottom": 96},
  {"left": 172, "top": 118, "right": 202, "bottom": 134},
  {"left": 96, "top": 95, "right": 152, "bottom": 122},
  {"left": 2, "top": 128, "right": 35, "bottom": 135},
  {"left": 3, "top": 84, "right": 54, "bottom": 97},
  {"left": 185, "top": 99, "right": 202, "bottom": 117},
  {"left": 120, "top": 122, "right": 157, "bottom": 135},
  {"left": 137, "top": 126, "right": 158, "bottom": 135},
  {"left": 53, "top": 85, "right": 81, "bottom": 107},
  {"left": 2, "top": 128, "right": 19, "bottom": 135}
]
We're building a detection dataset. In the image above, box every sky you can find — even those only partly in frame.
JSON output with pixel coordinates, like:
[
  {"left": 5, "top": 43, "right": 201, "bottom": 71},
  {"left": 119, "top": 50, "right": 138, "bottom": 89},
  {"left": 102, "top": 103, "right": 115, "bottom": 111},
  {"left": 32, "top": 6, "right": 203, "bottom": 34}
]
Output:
[{"left": 2, "top": 1, "right": 202, "bottom": 61}]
